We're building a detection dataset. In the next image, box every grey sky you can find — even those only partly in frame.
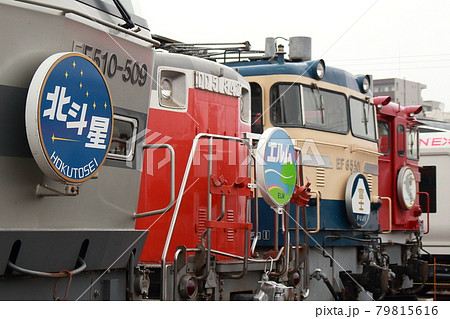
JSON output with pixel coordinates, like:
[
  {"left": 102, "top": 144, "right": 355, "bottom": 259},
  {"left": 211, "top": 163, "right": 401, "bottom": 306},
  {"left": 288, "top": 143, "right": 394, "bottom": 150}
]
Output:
[{"left": 142, "top": 0, "right": 450, "bottom": 109}]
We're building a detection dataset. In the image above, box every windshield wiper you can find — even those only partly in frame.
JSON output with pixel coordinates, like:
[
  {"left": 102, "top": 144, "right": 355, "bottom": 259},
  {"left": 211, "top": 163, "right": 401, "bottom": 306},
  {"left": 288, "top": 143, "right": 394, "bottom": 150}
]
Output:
[
  {"left": 112, "top": 0, "right": 135, "bottom": 29},
  {"left": 362, "top": 98, "right": 371, "bottom": 135},
  {"left": 313, "top": 83, "right": 325, "bottom": 124}
]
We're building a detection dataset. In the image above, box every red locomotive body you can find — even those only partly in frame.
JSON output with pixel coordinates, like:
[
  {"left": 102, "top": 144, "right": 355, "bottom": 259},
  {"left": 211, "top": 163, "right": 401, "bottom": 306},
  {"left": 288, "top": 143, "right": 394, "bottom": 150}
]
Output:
[
  {"left": 376, "top": 96, "right": 423, "bottom": 231},
  {"left": 135, "top": 53, "right": 251, "bottom": 265}
]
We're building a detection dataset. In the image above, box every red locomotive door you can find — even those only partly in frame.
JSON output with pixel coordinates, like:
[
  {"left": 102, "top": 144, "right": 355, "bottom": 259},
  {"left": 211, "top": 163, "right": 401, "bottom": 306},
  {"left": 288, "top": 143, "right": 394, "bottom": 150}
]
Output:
[
  {"left": 136, "top": 84, "right": 250, "bottom": 264},
  {"left": 378, "top": 119, "right": 394, "bottom": 231}
]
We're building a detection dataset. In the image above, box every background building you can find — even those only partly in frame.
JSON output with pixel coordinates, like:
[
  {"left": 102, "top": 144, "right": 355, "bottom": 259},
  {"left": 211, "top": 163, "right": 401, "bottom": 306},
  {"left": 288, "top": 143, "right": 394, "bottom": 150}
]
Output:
[
  {"left": 374, "top": 78, "right": 448, "bottom": 121},
  {"left": 373, "top": 78, "right": 426, "bottom": 105}
]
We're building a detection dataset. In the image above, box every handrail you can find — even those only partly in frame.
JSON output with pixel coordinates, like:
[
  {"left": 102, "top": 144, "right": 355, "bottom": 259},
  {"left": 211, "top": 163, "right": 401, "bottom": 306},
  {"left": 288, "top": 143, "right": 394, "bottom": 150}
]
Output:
[
  {"left": 380, "top": 196, "right": 392, "bottom": 234},
  {"left": 205, "top": 137, "right": 213, "bottom": 281},
  {"left": 418, "top": 192, "right": 430, "bottom": 235},
  {"left": 295, "top": 138, "right": 348, "bottom": 149},
  {"left": 205, "top": 136, "right": 252, "bottom": 280},
  {"left": 161, "top": 133, "right": 252, "bottom": 300},
  {"left": 288, "top": 148, "right": 308, "bottom": 281},
  {"left": 350, "top": 145, "right": 383, "bottom": 156},
  {"left": 134, "top": 144, "right": 175, "bottom": 219},
  {"left": 8, "top": 256, "right": 86, "bottom": 278},
  {"left": 16, "top": 0, "right": 160, "bottom": 46},
  {"left": 308, "top": 190, "right": 321, "bottom": 234},
  {"left": 269, "top": 208, "right": 290, "bottom": 277},
  {"left": 250, "top": 154, "right": 259, "bottom": 255},
  {"left": 211, "top": 247, "right": 285, "bottom": 264}
]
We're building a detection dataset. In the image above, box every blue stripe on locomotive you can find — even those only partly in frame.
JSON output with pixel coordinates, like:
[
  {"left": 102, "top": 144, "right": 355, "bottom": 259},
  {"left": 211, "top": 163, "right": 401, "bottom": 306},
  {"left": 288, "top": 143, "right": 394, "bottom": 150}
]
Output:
[
  {"left": 252, "top": 198, "right": 380, "bottom": 248},
  {"left": 226, "top": 60, "right": 364, "bottom": 93}
]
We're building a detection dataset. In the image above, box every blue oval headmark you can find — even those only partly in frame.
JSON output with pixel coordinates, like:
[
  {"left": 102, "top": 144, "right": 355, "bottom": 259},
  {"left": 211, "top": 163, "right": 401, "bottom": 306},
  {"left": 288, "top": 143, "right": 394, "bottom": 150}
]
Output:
[{"left": 38, "top": 53, "right": 113, "bottom": 183}]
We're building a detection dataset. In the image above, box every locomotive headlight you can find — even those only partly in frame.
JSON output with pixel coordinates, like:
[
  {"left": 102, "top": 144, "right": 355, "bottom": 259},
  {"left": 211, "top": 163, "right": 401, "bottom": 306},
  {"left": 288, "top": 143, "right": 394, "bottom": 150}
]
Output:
[
  {"left": 310, "top": 59, "right": 325, "bottom": 80},
  {"left": 357, "top": 74, "right": 372, "bottom": 93},
  {"left": 362, "top": 75, "right": 371, "bottom": 93},
  {"left": 160, "top": 78, "right": 173, "bottom": 100},
  {"left": 178, "top": 275, "right": 198, "bottom": 300}
]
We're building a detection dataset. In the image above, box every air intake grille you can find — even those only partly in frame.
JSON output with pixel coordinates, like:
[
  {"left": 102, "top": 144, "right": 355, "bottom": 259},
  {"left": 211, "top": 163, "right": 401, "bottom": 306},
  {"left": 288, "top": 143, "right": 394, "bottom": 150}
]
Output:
[
  {"left": 227, "top": 210, "right": 235, "bottom": 242},
  {"left": 197, "top": 209, "right": 207, "bottom": 243},
  {"left": 316, "top": 167, "right": 325, "bottom": 187},
  {"left": 367, "top": 174, "right": 373, "bottom": 193}
]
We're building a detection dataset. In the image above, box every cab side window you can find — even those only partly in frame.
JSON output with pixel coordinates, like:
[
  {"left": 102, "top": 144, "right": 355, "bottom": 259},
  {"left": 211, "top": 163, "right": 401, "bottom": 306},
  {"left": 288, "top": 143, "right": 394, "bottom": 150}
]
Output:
[
  {"left": 397, "top": 124, "right": 405, "bottom": 157},
  {"left": 378, "top": 121, "right": 390, "bottom": 154},
  {"left": 250, "top": 83, "right": 263, "bottom": 134}
]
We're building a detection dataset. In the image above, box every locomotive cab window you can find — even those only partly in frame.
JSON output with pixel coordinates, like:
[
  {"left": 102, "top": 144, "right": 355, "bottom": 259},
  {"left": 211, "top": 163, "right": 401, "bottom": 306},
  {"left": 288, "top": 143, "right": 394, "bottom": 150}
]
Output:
[
  {"left": 76, "top": 0, "right": 148, "bottom": 27},
  {"left": 108, "top": 115, "right": 138, "bottom": 161},
  {"left": 240, "top": 86, "right": 250, "bottom": 124},
  {"left": 95, "top": 0, "right": 137, "bottom": 13},
  {"left": 397, "top": 124, "right": 405, "bottom": 157},
  {"left": 349, "top": 98, "right": 377, "bottom": 141},
  {"left": 250, "top": 83, "right": 263, "bottom": 134},
  {"left": 407, "top": 126, "right": 419, "bottom": 160},
  {"left": 303, "top": 86, "right": 348, "bottom": 133},
  {"left": 270, "top": 83, "right": 302, "bottom": 126},
  {"left": 270, "top": 83, "right": 348, "bottom": 134},
  {"left": 377, "top": 121, "right": 390, "bottom": 154}
]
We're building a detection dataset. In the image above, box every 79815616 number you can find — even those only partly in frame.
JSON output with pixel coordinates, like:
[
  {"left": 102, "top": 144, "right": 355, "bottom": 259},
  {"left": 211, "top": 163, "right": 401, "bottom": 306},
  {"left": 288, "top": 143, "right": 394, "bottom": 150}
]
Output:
[{"left": 376, "top": 305, "right": 438, "bottom": 316}]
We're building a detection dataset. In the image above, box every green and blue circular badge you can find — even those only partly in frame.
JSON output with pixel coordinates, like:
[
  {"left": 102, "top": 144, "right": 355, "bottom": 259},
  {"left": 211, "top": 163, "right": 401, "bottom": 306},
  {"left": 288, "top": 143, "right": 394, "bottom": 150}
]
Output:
[
  {"left": 26, "top": 52, "right": 113, "bottom": 183},
  {"left": 256, "top": 127, "right": 297, "bottom": 207}
]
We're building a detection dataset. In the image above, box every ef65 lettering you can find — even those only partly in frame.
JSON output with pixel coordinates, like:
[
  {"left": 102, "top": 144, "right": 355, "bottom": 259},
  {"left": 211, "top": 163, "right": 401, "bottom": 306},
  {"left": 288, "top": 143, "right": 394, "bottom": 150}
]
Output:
[{"left": 336, "top": 158, "right": 360, "bottom": 173}]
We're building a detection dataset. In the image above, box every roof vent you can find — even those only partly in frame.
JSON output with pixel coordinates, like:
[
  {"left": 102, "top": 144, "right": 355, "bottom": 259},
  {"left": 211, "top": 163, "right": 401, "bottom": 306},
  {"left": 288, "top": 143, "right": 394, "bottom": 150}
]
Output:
[{"left": 289, "top": 37, "right": 311, "bottom": 61}]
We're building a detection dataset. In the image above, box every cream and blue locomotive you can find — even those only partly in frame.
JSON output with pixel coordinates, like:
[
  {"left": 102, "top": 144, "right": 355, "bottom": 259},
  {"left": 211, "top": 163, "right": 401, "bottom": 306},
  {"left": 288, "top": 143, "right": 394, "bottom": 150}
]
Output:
[
  {"left": 220, "top": 37, "right": 426, "bottom": 300},
  {"left": 223, "top": 37, "right": 389, "bottom": 300}
]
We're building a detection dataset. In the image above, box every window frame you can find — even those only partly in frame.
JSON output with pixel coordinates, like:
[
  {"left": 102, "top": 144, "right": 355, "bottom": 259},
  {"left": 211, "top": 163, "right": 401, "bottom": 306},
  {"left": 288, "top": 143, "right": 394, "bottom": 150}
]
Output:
[
  {"left": 269, "top": 82, "right": 350, "bottom": 135},
  {"left": 269, "top": 82, "right": 303, "bottom": 127},
  {"left": 107, "top": 114, "right": 138, "bottom": 161},
  {"left": 75, "top": 0, "right": 149, "bottom": 28},
  {"left": 397, "top": 124, "right": 406, "bottom": 157},
  {"left": 406, "top": 126, "right": 419, "bottom": 160},
  {"left": 349, "top": 97, "right": 378, "bottom": 142},
  {"left": 240, "top": 86, "right": 250, "bottom": 124},
  {"left": 377, "top": 120, "right": 390, "bottom": 155},
  {"left": 250, "top": 82, "right": 264, "bottom": 134}
]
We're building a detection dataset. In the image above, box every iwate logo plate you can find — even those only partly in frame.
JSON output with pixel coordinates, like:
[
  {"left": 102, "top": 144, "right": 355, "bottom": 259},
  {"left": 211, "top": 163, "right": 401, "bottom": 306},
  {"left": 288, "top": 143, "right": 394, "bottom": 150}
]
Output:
[{"left": 256, "top": 127, "right": 297, "bottom": 208}]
